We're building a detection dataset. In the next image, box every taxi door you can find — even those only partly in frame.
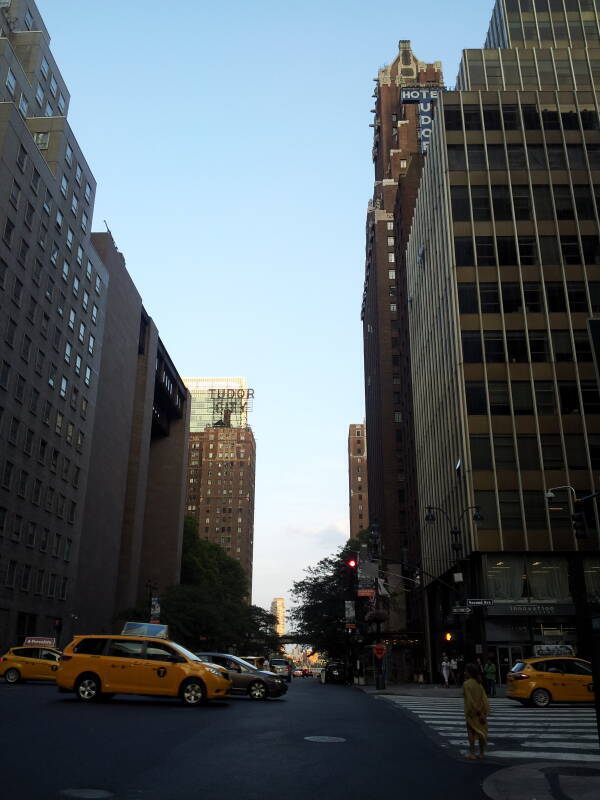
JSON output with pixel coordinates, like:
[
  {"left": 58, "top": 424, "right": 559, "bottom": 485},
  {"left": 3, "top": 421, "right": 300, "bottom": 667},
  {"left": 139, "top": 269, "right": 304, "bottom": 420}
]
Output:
[
  {"left": 134, "top": 642, "right": 184, "bottom": 695},
  {"left": 13, "top": 647, "right": 41, "bottom": 679},
  {"left": 103, "top": 639, "right": 147, "bottom": 692},
  {"left": 562, "top": 660, "right": 595, "bottom": 702},
  {"left": 543, "top": 658, "right": 570, "bottom": 700},
  {"left": 37, "top": 648, "right": 61, "bottom": 680}
]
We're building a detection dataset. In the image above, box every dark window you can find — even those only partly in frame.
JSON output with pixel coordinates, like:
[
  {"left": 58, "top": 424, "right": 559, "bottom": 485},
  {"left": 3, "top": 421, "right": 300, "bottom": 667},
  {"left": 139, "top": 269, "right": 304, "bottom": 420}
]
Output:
[
  {"left": 470, "top": 435, "right": 492, "bottom": 469},
  {"left": 484, "top": 331, "right": 506, "bottom": 362},
  {"left": 499, "top": 491, "right": 522, "bottom": 530},
  {"left": 581, "top": 236, "right": 600, "bottom": 264},
  {"left": 566, "top": 435, "right": 587, "bottom": 470},
  {"left": 573, "top": 185, "right": 595, "bottom": 219},
  {"left": 539, "top": 236, "right": 561, "bottom": 265},
  {"left": 581, "top": 108, "right": 599, "bottom": 130},
  {"left": 561, "top": 236, "right": 580, "bottom": 265},
  {"left": 107, "top": 640, "right": 145, "bottom": 658},
  {"left": 568, "top": 144, "right": 587, "bottom": 168},
  {"left": 558, "top": 382, "right": 580, "bottom": 414},
  {"left": 512, "top": 381, "right": 534, "bottom": 414},
  {"left": 497, "top": 236, "right": 517, "bottom": 265},
  {"left": 483, "top": 105, "right": 502, "bottom": 129},
  {"left": 529, "top": 330, "right": 549, "bottom": 362},
  {"left": 458, "top": 284, "right": 478, "bottom": 313},
  {"left": 567, "top": 283, "right": 588, "bottom": 312},
  {"left": 552, "top": 331, "right": 573, "bottom": 361},
  {"left": 582, "top": 381, "right": 600, "bottom": 413},
  {"left": 73, "top": 638, "right": 107, "bottom": 655},
  {"left": 463, "top": 105, "right": 482, "bottom": 130},
  {"left": 455, "top": 237, "right": 475, "bottom": 266},
  {"left": 507, "top": 144, "right": 526, "bottom": 168},
  {"left": 487, "top": 144, "right": 506, "bottom": 169},
  {"left": 476, "top": 237, "right": 496, "bottom": 266},
  {"left": 494, "top": 435, "right": 517, "bottom": 469},
  {"left": 467, "top": 145, "right": 486, "bottom": 170},
  {"left": 466, "top": 382, "right": 487, "bottom": 414},
  {"left": 145, "top": 643, "right": 183, "bottom": 662},
  {"left": 512, "top": 186, "right": 532, "bottom": 220},
  {"left": 535, "top": 382, "right": 556, "bottom": 414},
  {"left": 522, "top": 105, "right": 541, "bottom": 129},
  {"left": 533, "top": 185, "right": 554, "bottom": 219},
  {"left": 586, "top": 144, "right": 600, "bottom": 169},
  {"left": 489, "top": 382, "right": 510, "bottom": 415},
  {"left": 546, "top": 144, "right": 567, "bottom": 169},
  {"left": 492, "top": 186, "right": 512, "bottom": 220},
  {"left": 444, "top": 106, "right": 463, "bottom": 130},
  {"left": 502, "top": 283, "right": 522, "bottom": 313},
  {"left": 518, "top": 435, "right": 540, "bottom": 469},
  {"left": 480, "top": 283, "right": 500, "bottom": 312},
  {"left": 541, "top": 435, "right": 563, "bottom": 469},
  {"left": 546, "top": 282, "right": 567, "bottom": 311},
  {"left": 471, "top": 185, "right": 491, "bottom": 221},
  {"left": 451, "top": 186, "right": 470, "bottom": 221},
  {"left": 502, "top": 104, "right": 520, "bottom": 130},
  {"left": 447, "top": 145, "right": 467, "bottom": 170},
  {"left": 463, "top": 332, "right": 483, "bottom": 362},
  {"left": 553, "top": 185, "right": 575, "bottom": 220},
  {"left": 506, "top": 331, "right": 529, "bottom": 363},
  {"left": 542, "top": 107, "right": 560, "bottom": 130},
  {"left": 523, "top": 283, "right": 542, "bottom": 311}
]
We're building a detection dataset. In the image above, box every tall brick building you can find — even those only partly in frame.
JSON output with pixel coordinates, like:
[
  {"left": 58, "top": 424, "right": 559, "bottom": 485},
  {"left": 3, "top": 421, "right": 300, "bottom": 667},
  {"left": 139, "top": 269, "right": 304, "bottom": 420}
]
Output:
[{"left": 361, "top": 42, "right": 444, "bottom": 638}]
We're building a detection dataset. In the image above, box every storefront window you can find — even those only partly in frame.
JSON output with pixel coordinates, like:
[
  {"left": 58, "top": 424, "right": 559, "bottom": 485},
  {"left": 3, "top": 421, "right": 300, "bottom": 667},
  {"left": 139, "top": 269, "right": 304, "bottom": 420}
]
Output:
[
  {"left": 527, "top": 557, "right": 570, "bottom": 600},
  {"left": 487, "top": 555, "right": 526, "bottom": 600},
  {"left": 486, "top": 555, "right": 571, "bottom": 601},
  {"left": 584, "top": 557, "right": 600, "bottom": 602}
]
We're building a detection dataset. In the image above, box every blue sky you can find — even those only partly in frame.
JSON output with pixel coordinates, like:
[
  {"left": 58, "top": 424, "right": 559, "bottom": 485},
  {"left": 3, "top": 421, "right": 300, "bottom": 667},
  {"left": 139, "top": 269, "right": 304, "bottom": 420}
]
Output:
[{"left": 37, "top": 0, "right": 494, "bottom": 612}]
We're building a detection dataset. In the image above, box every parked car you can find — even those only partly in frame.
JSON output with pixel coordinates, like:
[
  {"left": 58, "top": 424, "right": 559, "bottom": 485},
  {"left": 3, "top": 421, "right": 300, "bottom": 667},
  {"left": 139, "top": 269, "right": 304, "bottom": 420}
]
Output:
[
  {"left": 507, "top": 657, "right": 595, "bottom": 707},
  {"left": 269, "top": 657, "right": 292, "bottom": 682},
  {"left": 293, "top": 667, "right": 303, "bottom": 677},
  {"left": 0, "top": 646, "right": 61, "bottom": 684},
  {"left": 321, "top": 661, "right": 347, "bottom": 684},
  {"left": 56, "top": 635, "right": 231, "bottom": 705},
  {"left": 195, "top": 653, "right": 288, "bottom": 700}
]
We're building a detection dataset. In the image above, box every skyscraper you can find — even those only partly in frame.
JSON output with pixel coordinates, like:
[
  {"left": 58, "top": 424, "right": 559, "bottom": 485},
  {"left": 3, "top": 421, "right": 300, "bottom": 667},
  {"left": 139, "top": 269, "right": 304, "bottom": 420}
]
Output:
[
  {"left": 270, "top": 597, "right": 285, "bottom": 637},
  {"left": 348, "top": 423, "right": 369, "bottom": 539},
  {"left": 405, "top": 0, "right": 600, "bottom": 670}
]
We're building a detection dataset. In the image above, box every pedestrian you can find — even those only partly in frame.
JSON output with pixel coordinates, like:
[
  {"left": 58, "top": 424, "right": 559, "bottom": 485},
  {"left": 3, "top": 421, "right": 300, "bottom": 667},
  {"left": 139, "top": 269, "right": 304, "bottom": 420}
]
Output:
[
  {"left": 441, "top": 654, "right": 450, "bottom": 688},
  {"left": 263, "top": 656, "right": 270, "bottom": 671},
  {"left": 449, "top": 656, "right": 458, "bottom": 685},
  {"left": 463, "top": 662, "right": 490, "bottom": 760},
  {"left": 483, "top": 658, "right": 497, "bottom": 697},
  {"left": 457, "top": 654, "right": 465, "bottom": 684}
]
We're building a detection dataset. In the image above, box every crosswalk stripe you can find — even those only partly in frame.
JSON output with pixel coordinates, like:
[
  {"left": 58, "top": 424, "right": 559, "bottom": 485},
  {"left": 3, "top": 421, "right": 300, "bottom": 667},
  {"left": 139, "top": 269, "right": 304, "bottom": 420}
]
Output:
[{"left": 376, "top": 694, "right": 599, "bottom": 763}]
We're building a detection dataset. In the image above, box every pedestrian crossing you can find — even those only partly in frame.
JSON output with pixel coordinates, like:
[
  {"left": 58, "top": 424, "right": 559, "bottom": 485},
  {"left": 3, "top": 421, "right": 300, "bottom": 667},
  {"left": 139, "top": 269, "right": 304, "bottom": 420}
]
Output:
[{"left": 376, "top": 695, "right": 600, "bottom": 763}]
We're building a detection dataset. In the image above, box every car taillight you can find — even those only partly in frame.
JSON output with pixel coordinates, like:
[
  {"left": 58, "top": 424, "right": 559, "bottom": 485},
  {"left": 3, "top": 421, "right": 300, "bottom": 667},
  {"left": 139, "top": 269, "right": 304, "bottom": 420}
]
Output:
[
  {"left": 59, "top": 655, "right": 72, "bottom": 662},
  {"left": 0, "top": 657, "right": 4, "bottom": 662}
]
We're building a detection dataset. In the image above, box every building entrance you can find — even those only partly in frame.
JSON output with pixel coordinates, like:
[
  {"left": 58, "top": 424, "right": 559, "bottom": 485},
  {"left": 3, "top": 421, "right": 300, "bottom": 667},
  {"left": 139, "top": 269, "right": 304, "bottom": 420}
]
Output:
[{"left": 493, "top": 645, "right": 524, "bottom": 684}]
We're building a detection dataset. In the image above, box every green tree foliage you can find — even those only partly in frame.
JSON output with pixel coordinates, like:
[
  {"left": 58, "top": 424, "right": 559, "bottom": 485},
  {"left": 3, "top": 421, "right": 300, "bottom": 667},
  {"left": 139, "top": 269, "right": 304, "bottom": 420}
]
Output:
[
  {"left": 289, "top": 542, "right": 357, "bottom": 660},
  {"left": 161, "top": 516, "right": 281, "bottom": 654}
]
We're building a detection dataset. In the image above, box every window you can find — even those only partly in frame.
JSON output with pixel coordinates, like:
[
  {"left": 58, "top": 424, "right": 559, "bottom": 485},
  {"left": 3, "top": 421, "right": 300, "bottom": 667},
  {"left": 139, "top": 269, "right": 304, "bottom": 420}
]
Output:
[
  {"left": 472, "top": 186, "right": 492, "bottom": 221},
  {"left": 84, "top": 366, "right": 91, "bottom": 386},
  {"left": 447, "top": 145, "right": 467, "bottom": 170},
  {"left": 78, "top": 322, "right": 85, "bottom": 343},
  {"left": 35, "top": 83, "right": 44, "bottom": 106},
  {"left": 58, "top": 93, "right": 66, "bottom": 114},
  {"left": 55, "top": 209, "right": 63, "bottom": 231},
  {"left": 489, "top": 382, "right": 510, "bottom": 414},
  {"left": 458, "top": 284, "right": 477, "bottom": 313},
  {"left": 484, "top": 331, "right": 505, "bottom": 362},
  {"left": 49, "top": 75, "right": 58, "bottom": 97},
  {"left": 33, "top": 131, "right": 49, "bottom": 150},
  {"left": 24, "top": 8, "right": 34, "bottom": 29},
  {"left": 88, "top": 334, "right": 95, "bottom": 355},
  {"left": 65, "top": 143, "right": 73, "bottom": 165},
  {"left": 511, "top": 381, "right": 534, "bottom": 414},
  {"left": 81, "top": 212, "right": 88, "bottom": 233},
  {"left": 5, "top": 68, "right": 17, "bottom": 96},
  {"left": 62, "top": 260, "right": 69, "bottom": 282},
  {"left": 18, "top": 94, "right": 28, "bottom": 117},
  {"left": 41, "top": 56, "right": 49, "bottom": 79},
  {"left": 465, "top": 382, "right": 487, "bottom": 414},
  {"left": 71, "top": 194, "right": 79, "bottom": 215},
  {"left": 44, "top": 101, "right": 53, "bottom": 117}
]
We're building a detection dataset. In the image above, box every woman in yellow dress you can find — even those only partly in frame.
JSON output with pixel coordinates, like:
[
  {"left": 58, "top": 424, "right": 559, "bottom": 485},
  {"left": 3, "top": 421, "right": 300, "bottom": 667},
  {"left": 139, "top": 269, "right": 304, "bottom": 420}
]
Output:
[{"left": 463, "top": 663, "right": 490, "bottom": 759}]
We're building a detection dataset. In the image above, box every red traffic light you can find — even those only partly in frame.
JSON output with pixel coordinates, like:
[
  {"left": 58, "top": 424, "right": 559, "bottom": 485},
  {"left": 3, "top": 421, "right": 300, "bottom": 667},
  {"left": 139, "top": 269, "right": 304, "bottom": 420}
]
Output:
[{"left": 346, "top": 558, "right": 357, "bottom": 569}]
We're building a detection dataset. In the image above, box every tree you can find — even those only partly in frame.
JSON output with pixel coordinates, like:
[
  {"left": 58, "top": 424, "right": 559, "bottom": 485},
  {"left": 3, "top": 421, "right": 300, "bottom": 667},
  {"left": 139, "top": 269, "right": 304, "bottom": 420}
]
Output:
[{"left": 289, "top": 542, "right": 357, "bottom": 660}]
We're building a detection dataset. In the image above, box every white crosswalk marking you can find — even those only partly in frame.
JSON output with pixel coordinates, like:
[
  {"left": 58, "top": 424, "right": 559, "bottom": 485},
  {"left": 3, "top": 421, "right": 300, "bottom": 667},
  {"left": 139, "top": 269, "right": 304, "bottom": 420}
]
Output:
[{"left": 375, "top": 695, "right": 600, "bottom": 763}]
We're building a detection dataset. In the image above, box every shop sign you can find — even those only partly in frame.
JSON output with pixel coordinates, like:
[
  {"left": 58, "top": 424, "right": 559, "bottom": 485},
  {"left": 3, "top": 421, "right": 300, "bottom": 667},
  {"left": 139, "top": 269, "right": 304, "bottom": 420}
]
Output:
[
  {"left": 358, "top": 589, "right": 376, "bottom": 598},
  {"left": 533, "top": 644, "right": 575, "bottom": 657},
  {"left": 24, "top": 636, "right": 56, "bottom": 647},
  {"left": 486, "top": 603, "right": 575, "bottom": 617},
  {"left": 400, "top": 88, "right": 441, "bottom": 154}
]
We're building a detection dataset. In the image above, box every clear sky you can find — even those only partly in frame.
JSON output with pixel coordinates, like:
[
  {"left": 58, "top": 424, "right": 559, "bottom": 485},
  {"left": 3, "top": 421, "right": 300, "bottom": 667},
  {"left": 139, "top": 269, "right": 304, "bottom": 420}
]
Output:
[{"left": 37, "top": 0, "right": 494, "bottom": 613}]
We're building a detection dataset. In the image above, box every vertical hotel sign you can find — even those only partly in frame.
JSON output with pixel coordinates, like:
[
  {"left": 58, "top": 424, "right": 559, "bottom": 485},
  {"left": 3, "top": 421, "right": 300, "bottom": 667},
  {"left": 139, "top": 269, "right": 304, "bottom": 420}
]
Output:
[{"left": 400, "top": 88, "right": 441, "bottom": 154}]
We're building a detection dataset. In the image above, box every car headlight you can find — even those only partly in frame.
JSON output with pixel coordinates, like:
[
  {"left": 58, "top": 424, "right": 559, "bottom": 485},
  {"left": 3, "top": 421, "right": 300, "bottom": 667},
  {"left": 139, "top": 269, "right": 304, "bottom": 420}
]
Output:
[{"left": 205, "top": 667, "right": 225, "bottom": 678}]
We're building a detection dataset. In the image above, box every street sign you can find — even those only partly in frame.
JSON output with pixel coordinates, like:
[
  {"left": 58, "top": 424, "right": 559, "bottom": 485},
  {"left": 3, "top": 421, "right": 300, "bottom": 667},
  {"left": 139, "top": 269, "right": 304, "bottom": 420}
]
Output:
[
  {"left": 467, "top": 598, "right": 495, "bottom": 607},
  {"left": 357, "top": 589, "right": 376, "bottom": 598},
  {"left": 373, "top": 643, "right": 387, "bottom": 659},
  {"left": 452, "top": 606, "right": 473, "bottom": 615}
]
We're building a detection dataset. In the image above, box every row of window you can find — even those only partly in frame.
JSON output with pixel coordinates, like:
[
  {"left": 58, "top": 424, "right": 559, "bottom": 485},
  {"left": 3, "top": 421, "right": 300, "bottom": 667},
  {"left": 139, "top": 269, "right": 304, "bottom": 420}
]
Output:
[
  {"left": 0, "top": 508, "right": 72, "bottom": 558},
  {"left": 448, "top": 142, "right": 600, "bottom": 172},
  {"left": 458, "top": 280, "right": 598, "bottom": 313},
  {"left": 2, "top": 559, "right": 68, "bottom": 600},
  {"left": 474, "top": 489, "right": 587, "bottom": 533},
  {"left": 1, "top": 457, "right": 79, "bottom": 519},
  {"left": 444, "top": 103, "right": 599, "bottom": 132},
  {"left": 505, "top": 0, "right": 596, "bottom": 14},
  {"left": 454, "top": 234, "right": 600, "bottom": 267},
  {"left": 462, "top": 328, "right": 592, "bottom": 362},
  {"left": 465, "top": 379, "right": 600, "bottom": 415},
  {"left": 451, "top": 183, "right": 600, "bottom": 223},
  {"left": 470, "top": 432, "right": 597, "bottom": 471},
  {"left": 464, "top": 48, "right": 600, "bottom": 90}
]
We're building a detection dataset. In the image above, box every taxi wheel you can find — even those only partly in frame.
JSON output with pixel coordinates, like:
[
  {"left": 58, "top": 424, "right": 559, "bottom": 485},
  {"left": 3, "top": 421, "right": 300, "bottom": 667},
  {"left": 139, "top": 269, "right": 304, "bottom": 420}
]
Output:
[
  {"left": 248, "top": 681, "right": 267, "bottom": 700},
  {"left": 75, "top": 673, "right": 102, "bottom": 702},
  {"left": 180, "top": 679, "right": 206, "bottom": 707},
  {"left": 4, "top": 667, "right": 21, "bottom": 684},
  {"left": 531, "top": 688, "right": 552, "bottom": 708}
]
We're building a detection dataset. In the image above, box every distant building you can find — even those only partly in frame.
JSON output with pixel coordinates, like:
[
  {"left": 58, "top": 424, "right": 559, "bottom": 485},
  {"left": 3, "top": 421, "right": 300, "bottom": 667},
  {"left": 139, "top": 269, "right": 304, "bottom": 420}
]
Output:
[
  {"left": 184, "top": 377, "right": 253, "bottom": 432},
  {"left": 186, "top": 422, "right": 256, "bottom": 597},
  {"left": 270, "top": 597, "right": 285, "bottom": 637},
  {"left": 348, "top": 424, "right": 369, "bottom": 539}
]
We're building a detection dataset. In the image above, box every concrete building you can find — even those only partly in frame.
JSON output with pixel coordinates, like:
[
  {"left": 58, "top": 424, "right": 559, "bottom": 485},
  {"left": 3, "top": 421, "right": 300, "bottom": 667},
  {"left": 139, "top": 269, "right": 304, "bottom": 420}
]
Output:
[
  {"left": 405, "top": 0, "right": 600, "bottom": 676},
  {"left": 75, "top": 233, "right": 190, "bottom": 633},
  {"left": 0, "top": 1, "right": 108, "bottom": 647},
  {"left": 348, "top": 424, "right": 369, "bottom": 539},
  {"left": 270, "top": 596, "right": 285, "bottom": 637},
  {"left": 186, "top": 422, "right": 256, "bottom": 596}
]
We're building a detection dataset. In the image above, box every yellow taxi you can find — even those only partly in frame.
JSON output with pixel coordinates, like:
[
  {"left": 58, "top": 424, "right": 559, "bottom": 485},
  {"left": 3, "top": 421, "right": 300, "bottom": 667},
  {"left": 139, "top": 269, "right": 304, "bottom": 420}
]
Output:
[
  {"left": 507, "top": 656, "right": 595, "bottom": 707},
  {"left": 56, "top": 634, "right": 232, "bottom": 706},
  {"left": 0, "top": 645, "right": 62, "bottom": 683}
]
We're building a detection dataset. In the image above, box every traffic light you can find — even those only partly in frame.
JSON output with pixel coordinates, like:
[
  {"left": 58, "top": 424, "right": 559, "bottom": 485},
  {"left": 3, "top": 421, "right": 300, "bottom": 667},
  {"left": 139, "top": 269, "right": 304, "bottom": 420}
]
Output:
[
  {"left": 444, "top": 632, "right": 454, "bottom": 643},
  {"left": 342, "top": 556, "right": 358, "bottom": 593},
  {"left": 572, "top": 510, "right": 588, "bottom": 539}
]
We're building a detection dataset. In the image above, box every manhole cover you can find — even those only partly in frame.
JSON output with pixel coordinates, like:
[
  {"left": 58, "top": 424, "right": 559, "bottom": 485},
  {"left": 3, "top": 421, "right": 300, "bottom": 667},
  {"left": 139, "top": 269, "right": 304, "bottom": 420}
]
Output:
[
  {"left": 61, "top": 791, "right": 115, "bottom": 799},
  {"left": 304, "top": 736, "right": 346, "bottom": 743}
]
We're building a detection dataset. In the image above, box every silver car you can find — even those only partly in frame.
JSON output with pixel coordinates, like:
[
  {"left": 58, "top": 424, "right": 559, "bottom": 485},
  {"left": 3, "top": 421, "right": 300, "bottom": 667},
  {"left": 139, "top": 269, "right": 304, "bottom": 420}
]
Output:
[{"left": 195, "top": 653, "right": 288, "bottom": 700}]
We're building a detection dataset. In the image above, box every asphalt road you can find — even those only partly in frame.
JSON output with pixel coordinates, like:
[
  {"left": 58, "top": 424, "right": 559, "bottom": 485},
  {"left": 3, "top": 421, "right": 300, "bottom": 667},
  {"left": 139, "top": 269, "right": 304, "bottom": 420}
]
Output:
[{"left": 1, "top": 677, "right": 493, "bottom": 800}]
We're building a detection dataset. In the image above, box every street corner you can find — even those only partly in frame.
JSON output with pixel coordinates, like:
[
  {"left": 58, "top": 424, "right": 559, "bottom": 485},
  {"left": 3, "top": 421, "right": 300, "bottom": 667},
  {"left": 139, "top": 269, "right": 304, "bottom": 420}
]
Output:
[{"left": 483, "top": 762, "right": 600, "bottom": 800}]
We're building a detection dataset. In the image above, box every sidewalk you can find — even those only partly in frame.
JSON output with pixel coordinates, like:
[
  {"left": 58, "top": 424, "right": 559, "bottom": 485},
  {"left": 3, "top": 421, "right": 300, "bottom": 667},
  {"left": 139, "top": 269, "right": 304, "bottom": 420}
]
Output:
[{"left": 355, "top": 681, "right": 506, "bottom": 698}]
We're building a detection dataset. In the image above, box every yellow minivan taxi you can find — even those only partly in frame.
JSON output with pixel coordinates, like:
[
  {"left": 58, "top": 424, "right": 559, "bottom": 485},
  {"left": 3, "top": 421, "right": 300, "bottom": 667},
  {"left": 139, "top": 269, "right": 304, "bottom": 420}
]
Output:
[
  {"left": 56, "top": 634, "right": 231, "bottom": 706},
  {"left": 507, "top": 656, "right": 595, "bottom": 707},
  {"left": 0, "top": 646, "right": 61, "bottom": 684}
]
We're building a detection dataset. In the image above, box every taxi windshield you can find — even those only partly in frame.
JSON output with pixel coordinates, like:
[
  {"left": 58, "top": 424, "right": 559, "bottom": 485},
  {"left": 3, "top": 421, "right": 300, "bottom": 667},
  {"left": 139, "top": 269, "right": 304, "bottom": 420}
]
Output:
[{"left": 171, "top": 642, "right": 203, "bottom": 662}]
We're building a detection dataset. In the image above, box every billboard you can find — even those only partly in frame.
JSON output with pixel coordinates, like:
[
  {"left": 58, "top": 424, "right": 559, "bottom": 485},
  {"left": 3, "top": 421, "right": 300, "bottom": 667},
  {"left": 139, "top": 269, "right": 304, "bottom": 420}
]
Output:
[{"left": 400, "top": 88, "right": 441, "bottom": 154}]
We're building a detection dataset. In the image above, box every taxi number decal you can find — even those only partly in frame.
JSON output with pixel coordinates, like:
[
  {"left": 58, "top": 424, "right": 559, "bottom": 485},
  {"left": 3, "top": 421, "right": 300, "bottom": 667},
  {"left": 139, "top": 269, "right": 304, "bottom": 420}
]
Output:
[{"left": 156, "top": 667, "right": 167, "bottom": 678}]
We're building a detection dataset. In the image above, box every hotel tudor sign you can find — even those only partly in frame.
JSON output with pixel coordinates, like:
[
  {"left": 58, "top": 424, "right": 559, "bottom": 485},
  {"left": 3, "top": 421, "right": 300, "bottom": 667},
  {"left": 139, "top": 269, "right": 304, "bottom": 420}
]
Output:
[{"left": 400, "top": 88, "right": 441, "bottom": 154}]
